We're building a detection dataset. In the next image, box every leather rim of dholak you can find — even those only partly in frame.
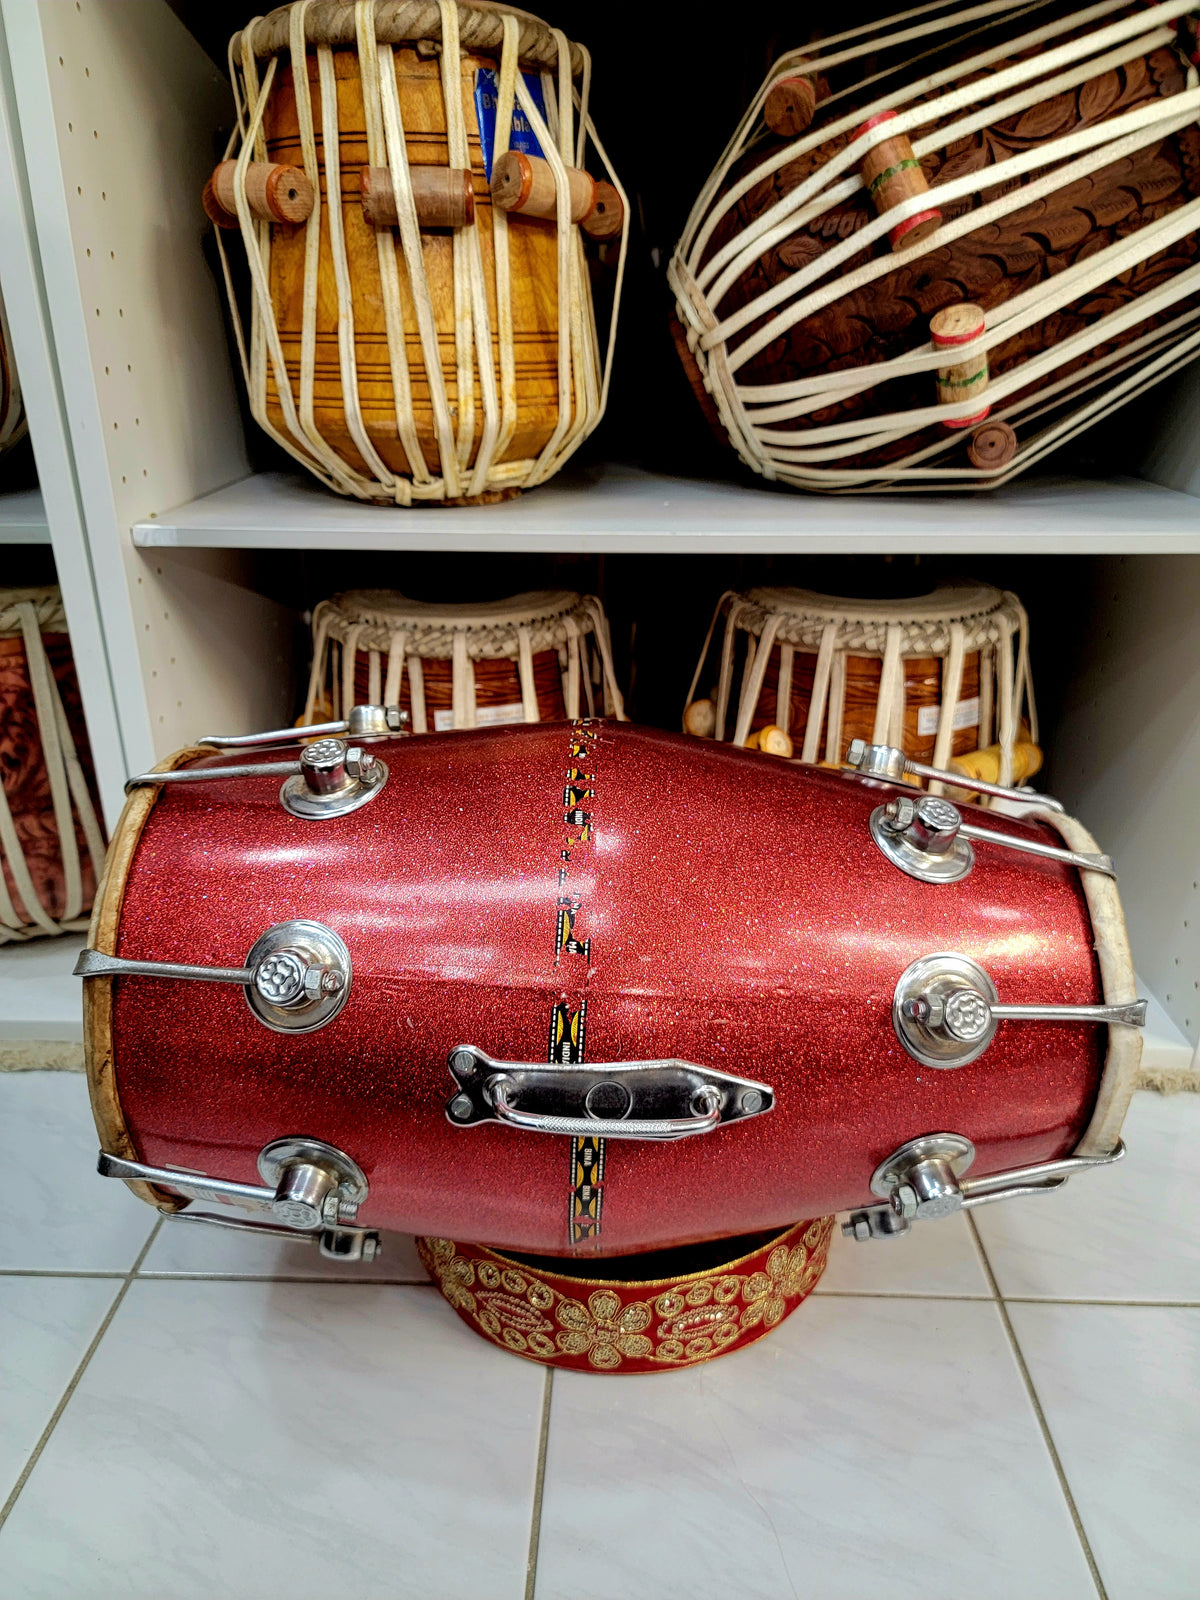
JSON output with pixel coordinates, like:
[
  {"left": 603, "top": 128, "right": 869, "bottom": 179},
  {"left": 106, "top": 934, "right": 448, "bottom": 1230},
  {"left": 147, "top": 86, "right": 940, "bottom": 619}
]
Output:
[
  {"left": 81, "top": 746, "right": 210, "bottom": 1214},
  {"left": 417, "top": 1218, "right": 835, "bottom": 1372}
]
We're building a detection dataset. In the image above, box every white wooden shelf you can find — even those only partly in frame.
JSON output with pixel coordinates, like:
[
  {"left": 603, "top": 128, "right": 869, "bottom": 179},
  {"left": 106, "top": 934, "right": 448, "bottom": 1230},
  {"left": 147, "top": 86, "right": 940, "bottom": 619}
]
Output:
[
  {"left": 0, "top": 482, "right": 47, "bottom": 542},
  {"left": 0, "top": 934, "right": 84, "bottom": 1070},
  {"left": 0, "top": 934, "right": 84, "bottom": 1042},
  {"left": 1139, "top": 984, "right": 1197, "bottom": 1084},
  {"left": 132, "top": 465, "right": 1200, "bottom": 556}
]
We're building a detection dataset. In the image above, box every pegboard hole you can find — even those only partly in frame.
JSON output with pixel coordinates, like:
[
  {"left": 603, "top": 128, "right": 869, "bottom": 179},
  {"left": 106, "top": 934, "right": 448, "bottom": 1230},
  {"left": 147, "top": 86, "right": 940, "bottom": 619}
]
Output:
[
  {"left": 68, "top": 122, "right": 73, "bottom": 133},
  {"left": 86, "top": 248, "right": 91, "bottom": 257}
]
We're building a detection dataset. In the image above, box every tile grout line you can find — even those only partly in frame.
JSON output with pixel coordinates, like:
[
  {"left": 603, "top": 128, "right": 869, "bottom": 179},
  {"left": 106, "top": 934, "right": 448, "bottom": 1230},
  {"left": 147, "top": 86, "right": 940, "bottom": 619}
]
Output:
[
  {"left": 0, "top": 1220, "right": 163, "bottom": 1533},
  {"left": 133, "top": 1273, "right": 434, "bottom": 1286},
  {"left": 524, "top": 1367, "right": 554, "bottom": 1600},
  {"left": 967, "top": 1215, "right": 1109, "bottom": 1600}
]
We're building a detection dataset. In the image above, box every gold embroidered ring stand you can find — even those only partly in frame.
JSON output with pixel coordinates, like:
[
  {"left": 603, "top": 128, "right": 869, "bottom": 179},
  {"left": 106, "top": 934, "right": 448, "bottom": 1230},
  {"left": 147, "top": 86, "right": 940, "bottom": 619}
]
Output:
[{"left": 418, "top": 1217, "right": 834, "bottom": 1372}]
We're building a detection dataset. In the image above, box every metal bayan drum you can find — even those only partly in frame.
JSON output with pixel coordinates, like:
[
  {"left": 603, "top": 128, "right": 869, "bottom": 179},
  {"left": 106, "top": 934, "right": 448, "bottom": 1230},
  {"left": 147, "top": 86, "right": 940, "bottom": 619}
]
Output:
[
  {"left": 211, "top": 1, "right": 628, "bottom": 503},
  {"left": 80, "top": 718, "right": 1143, "bottom": 1371},
  {"left": 685, "top": 581, "right": 1040, "bottom": 788},
  {"left": 303, "top": 589, "right": 626, "bottom": 731},
  {"left": 669, "top": 0, "right": 1200, "bottom": 489}
]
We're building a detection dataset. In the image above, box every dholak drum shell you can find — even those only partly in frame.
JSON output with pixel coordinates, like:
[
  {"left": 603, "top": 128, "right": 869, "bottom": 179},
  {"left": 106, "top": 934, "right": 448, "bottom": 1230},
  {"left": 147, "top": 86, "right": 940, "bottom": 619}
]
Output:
[
  {"left": 85, "top": 723, "right": 1135, "bottom": 1260},
  {"left": 304, "top": 589, "right": 626, "bottom": 731},
  {"left": 669, "top": 5, "right": 1200, "bottom": 490},
  {"left": 1, "top": 589, "right": 106, "bottom": 943},
  {"left": 217, "top": 2, "right": 627, "bottom": 504},
  {"left": 686, "top": 581, "right": 1037, "bottom": 783}
]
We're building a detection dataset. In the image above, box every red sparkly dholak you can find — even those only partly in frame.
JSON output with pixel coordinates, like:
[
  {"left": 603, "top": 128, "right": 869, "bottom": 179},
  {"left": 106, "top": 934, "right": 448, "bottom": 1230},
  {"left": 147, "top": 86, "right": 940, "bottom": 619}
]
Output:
[{"left": 418, "top": 1218, "right": 834, "bottom": 1372}]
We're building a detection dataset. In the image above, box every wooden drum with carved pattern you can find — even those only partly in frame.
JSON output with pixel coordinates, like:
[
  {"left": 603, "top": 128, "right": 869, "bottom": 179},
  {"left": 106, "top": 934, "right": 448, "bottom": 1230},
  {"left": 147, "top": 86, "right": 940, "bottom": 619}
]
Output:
[{"left": 669, "top": 2, "right": 1200, "bottom": 489}]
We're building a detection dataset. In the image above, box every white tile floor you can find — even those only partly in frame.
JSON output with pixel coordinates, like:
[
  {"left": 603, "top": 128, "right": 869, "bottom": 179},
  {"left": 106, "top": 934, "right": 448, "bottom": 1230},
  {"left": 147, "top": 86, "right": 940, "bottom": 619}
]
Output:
[{"left": 1, "top": 1072, "right": 1197, "bottom": 1600}]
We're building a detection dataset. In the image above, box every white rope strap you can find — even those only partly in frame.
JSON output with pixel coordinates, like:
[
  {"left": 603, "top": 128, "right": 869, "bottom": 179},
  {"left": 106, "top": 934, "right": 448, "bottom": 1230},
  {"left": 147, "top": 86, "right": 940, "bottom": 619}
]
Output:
[
  {"left": 927, "top": 621, "right": 966, "bottom": 796},
  {"left": 800, "top": 623, "right": 837, "bottom": 763},
  {"left": 408, "top": 656, "right": 428, "bottom": 733},
  {"left": 775, "top": 642, "right": 795, "bottom": 735},
  {"left": 516, "top": 625, "right": 538, "bottom": 722},
  {"left": 563, "top": 612, "right": 582, "bottom": 717}
]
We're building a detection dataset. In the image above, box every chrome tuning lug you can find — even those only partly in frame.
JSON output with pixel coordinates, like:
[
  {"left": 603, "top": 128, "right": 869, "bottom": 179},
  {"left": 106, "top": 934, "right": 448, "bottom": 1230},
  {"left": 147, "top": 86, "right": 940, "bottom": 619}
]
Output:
[
  {"left": 279, "top": 737, "right": 388, "bottom": 819},
  {"left": 871, "top": 794, "right": 974, "bottom": 883},
  {"left": 99, "top": 1139, "right": 380, "bottom": 1260},
  {"left": 198, "top": 703, "right": 410, "bottom": 749},
  {"left": 75, "top": 918, "right": 352, "bottom": 1034},
  {"left": 892, "top": 952, "right": 1146, "bottom": 1069},
  {"left": 126, "top": 734, "right": 390, "bottom": 819},
  {"left": 846, "top": 739, "right": 1065, "bottom": 812},
  {"left": 867, "top": 789, "right": 1115, "bottom": 883},
  {"left": 842, "top": 1133, "right": 1125, "bottom": 1241}
]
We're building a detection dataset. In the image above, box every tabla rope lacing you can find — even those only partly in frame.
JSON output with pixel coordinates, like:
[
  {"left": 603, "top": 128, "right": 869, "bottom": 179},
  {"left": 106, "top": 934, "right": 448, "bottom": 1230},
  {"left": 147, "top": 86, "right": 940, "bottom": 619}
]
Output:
[
  {"left": 302, "top": 594, "right": 627, "bottom": 724},
  {"left": 687, "top": 590, "right": 1032, "bottom": 783},
  {"left": 0, "top": 295, "right": 27, "bottom": 452},
  {"left": 669, "top": 0, "right": 1200, "bottom": 489},
  {"left": 217, "top": 1, "right": 629, "bottom": 503},
  {"left": 680, "top": 0, "right": 1154, "bottom": 267},
  {"left": 0, "top": 597, "right": 104, "bottom": 943}
]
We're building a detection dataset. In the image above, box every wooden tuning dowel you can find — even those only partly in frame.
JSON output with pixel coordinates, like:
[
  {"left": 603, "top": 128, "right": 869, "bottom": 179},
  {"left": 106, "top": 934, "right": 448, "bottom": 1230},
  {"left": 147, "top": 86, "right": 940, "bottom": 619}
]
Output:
[
  {"left": 930, "top": 303, "right": 991, "bottom": 429},
  {"left": 491, "top": 151, "right": 624, "bottom": 238},
  {"left": 360, "top": 166, "right": 475, "bottom": 230},
  {"left": 683, "top": 698, "right": 717, "bottom": 738},
  {"left": 202, "top": 161, "right": 314, "bottom": 229},
  {"left": 855, "top": 111, "right": 940, "bottom": 251},
  {"left": 967, "top": 418, "right": 1018, "bottom": 471},
  {"left": 764, "top": 65, "right": 819, "bottom": 138}
]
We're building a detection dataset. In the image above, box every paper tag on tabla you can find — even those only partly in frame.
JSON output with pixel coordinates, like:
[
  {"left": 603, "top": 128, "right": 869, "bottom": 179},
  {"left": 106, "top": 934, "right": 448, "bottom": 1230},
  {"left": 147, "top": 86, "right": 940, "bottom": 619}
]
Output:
[
  {"left": 433, "top": 702, "right": 527, "bottom": 733},
  {"left": 474, "top": 67, "right": 548, "bottom": 180},
  {"left": 916, "top": 696, "right": 980, "bottom": 739}
]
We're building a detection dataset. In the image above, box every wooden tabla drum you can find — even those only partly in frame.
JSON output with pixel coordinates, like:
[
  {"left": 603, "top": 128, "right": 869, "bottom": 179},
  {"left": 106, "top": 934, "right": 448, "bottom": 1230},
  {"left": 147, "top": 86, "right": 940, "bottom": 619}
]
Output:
[
  {"left": 212, "top": 1, "right": 628, "bottom": 504},
  {"left": 304, "top": 589, "right": 626, "bottom": 731},
  {"left": 1, "top": 588, "right": 105, "bottom": 944},
  {"left": 669, "top": 3, "right": 1200, "bottom": 489},
  {"left": 81, "top": 721, "right": 1141, "bottom": 1371},
  {"left": 0, "top": 292, "right": 26, "bottom": 454},
  {"left": 684, "top": 582, "right": 1040, "bottom": 789}
]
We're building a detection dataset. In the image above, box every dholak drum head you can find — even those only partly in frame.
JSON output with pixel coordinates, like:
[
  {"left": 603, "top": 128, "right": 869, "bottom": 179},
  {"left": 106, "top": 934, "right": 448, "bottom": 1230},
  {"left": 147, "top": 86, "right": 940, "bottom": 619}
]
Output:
[{"left": 418, "top": 1218, "right": 834, "bottom": 1372}]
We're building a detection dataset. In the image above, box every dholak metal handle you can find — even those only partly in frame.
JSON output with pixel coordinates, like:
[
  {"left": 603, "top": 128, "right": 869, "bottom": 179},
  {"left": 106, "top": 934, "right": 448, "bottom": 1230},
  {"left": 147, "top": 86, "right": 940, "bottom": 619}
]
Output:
[{"left": 489, "top": 1078, "right": 723, "bottom": 1141}]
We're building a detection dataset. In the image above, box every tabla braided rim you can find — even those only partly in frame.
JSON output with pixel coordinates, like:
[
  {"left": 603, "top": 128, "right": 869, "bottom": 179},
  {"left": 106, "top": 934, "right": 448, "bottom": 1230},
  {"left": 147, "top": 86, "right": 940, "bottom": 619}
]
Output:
[{"left": 417, "top": 1217, "right": 834, "bottom": 1372}]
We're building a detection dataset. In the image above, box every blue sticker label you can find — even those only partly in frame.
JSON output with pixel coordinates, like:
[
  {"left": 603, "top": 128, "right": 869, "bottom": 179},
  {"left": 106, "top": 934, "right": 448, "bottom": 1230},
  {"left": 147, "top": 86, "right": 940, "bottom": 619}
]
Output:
[{"left": 474, "top": 67, "right": 548, "bottom": 180}]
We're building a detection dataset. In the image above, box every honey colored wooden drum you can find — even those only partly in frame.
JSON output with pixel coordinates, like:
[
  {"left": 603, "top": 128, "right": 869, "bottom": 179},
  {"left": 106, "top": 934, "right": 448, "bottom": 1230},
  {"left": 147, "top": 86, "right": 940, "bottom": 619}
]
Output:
[
  {"left": 304, "top": 590, "right": 626, "bottom": 732},
  {"left": 684, "top": 582, "right": 1038, "bottom": 788},
  {"left": 214, "top": 2, "right": 628, "bottom": 503}
]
